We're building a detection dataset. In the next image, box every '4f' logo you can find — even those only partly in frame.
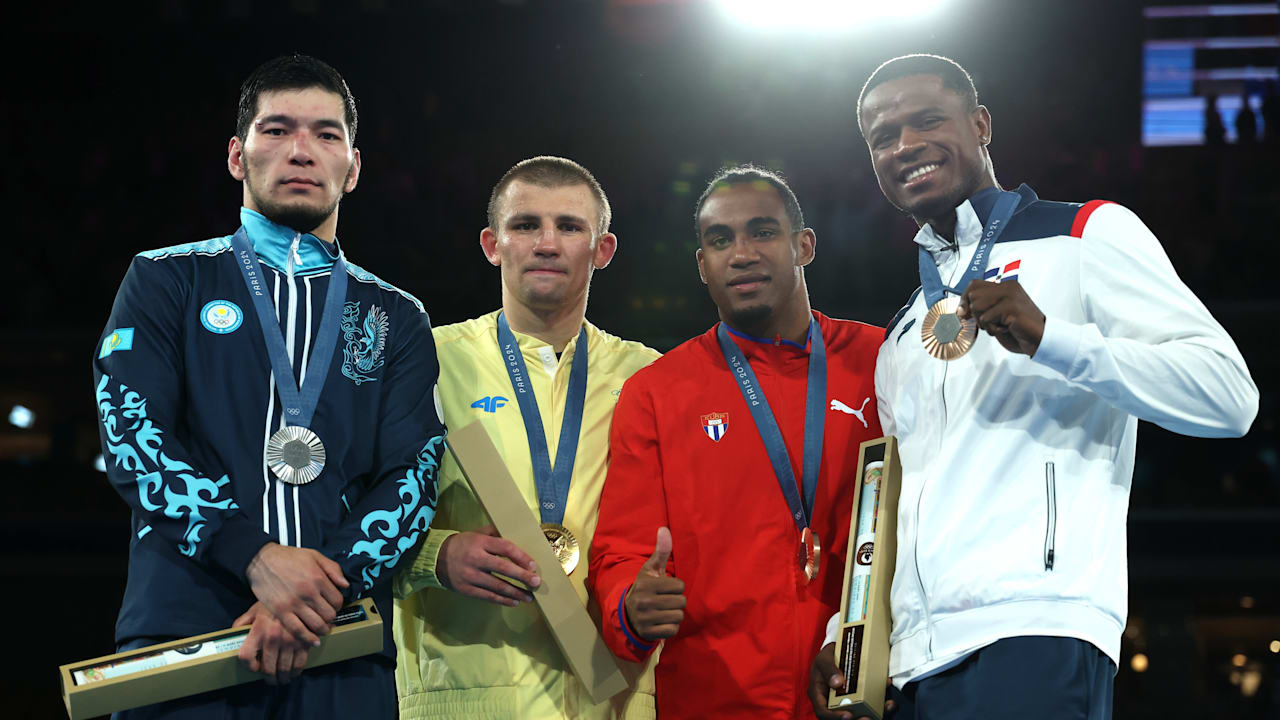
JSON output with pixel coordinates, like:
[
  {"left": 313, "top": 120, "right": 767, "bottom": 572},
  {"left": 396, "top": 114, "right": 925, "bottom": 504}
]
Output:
[{"left": 471, "top": 396, "right": 509, "bottom": 413}]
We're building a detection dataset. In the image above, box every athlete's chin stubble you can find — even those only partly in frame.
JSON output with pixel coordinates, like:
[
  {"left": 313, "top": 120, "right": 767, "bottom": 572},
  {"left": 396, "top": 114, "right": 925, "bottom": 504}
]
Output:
[{"left": 244, "top": 164, "right": 347, "bottom": 234}]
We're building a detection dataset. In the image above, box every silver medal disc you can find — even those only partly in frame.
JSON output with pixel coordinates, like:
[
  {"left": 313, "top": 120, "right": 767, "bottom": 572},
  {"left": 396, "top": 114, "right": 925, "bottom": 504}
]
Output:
[{"left": 266, "top": 426, "right": 326, "bottom": 485}]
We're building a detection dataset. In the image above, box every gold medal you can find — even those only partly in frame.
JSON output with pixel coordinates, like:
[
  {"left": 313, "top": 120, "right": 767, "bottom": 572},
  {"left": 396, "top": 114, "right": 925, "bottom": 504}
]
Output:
[
  {"left": 921, "top": 296, "right": 976, "bottom": 361},
  {"left": 266, "top": 426, "right": 326, "bottom": 485},
  {"left": 540, "top": 522, "right": 580, "bottom": 575},
  {"left": 799, "top": 527, "right": 821, "bottom": 584}
]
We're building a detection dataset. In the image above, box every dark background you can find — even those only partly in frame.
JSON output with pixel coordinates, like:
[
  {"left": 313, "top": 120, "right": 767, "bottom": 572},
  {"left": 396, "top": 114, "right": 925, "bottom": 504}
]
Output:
[{"left": 7, "top": 0, "right": 1278, "bottom": 718}]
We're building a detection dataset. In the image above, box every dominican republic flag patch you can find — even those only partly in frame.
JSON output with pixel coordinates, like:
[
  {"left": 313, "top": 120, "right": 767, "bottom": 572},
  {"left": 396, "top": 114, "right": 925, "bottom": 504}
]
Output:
[
  {"left": 701, "top": 412, "right": 728, "bottom": 442},
  {"left": 983, "top": 259, "right": 1021, "bottom": 283}
]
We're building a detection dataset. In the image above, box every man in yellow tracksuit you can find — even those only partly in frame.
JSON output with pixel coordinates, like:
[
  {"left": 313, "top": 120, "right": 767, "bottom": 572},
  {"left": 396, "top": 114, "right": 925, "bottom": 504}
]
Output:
[{"left": 394, "top": 156, "right": 660, "bottom": 719}]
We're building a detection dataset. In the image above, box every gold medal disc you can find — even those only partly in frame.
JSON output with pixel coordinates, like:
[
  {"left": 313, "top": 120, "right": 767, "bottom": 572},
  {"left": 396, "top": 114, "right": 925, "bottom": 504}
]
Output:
[
  {"left": 541, "top": 522, "right": 581, "bottom": 576},
  {"left": 921, "top": 297, "right": 977, "bottom": 361},
  {"left": 798, "top": 527, "right": 821, "bottom": 584}
]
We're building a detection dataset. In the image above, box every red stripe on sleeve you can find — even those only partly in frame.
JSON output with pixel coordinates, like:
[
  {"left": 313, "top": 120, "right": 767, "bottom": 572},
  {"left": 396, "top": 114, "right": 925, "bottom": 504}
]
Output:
[{"left": 1070, "top": 200, "right": 1114, "bottom": 238}]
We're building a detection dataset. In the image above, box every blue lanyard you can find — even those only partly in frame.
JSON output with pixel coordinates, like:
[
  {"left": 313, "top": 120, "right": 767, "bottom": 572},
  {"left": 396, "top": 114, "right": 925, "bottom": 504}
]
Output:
[
  {"left": 230, "top": 227, "right": 347, "bottom": 428},
  {"left": 918, "top": 190, "right": 1020, "bottom": 308},
  {"left": 716, "top": 317, "right": 826, "bottom": 530},
  {"left": 496, "top": 312, "right": 588, "bottom": 526}
]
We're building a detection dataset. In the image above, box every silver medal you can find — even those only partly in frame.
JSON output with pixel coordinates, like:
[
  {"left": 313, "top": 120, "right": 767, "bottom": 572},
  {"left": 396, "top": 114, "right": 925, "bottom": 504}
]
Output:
[{"left": 266, "top": 426, "right": 326, "bottom": 485}]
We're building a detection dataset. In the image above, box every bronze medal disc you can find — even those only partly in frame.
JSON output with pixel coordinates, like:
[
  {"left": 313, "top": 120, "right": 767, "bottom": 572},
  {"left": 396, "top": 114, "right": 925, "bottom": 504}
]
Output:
[
  {"left": 799, "top": 527, "right": 820, "bottom": 584},
  {"left": 921, "top": 297, "right": 977, "bottom": 361},
  {"left": 541, "top": 522, "right": 581, "bottom": 576},
  {"left": 266, "top": 426, "right": 326, "bottom": 485}
]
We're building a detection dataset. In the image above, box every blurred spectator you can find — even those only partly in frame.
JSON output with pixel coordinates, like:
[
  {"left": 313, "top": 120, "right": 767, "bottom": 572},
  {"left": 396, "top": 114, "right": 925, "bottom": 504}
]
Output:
[
  {"left": 1204, "top": 94, "right": 1226, "bottom": 146},
  {"left": 1235, "top": 95, "right": 1258, "bottom": 145}
]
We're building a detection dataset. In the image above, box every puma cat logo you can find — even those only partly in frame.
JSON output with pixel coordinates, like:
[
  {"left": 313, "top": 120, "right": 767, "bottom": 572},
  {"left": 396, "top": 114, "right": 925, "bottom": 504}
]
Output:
[{"left": 830, "top": 397, "right": 871, "bottom": 428}]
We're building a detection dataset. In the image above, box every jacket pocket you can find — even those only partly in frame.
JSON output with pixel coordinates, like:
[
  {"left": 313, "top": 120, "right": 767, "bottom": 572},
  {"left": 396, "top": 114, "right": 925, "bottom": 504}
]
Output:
[{"left": 1044, "top": 461, "right": 1057, "bottom": 571}]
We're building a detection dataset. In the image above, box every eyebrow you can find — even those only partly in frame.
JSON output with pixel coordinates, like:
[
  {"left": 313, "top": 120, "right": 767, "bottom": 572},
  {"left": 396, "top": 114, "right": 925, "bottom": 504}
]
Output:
[
  {"left": 701, "top": 216, "right": 783, "bottom": 240},
  {"left": 869, "top": 105, "right": 948, "bottom": 136},
  {"left": 257, "top": 115, "right": 347, "bottom": 134},
  {"left": 507, "top": 213, "right": 591, "bottom": 227}
]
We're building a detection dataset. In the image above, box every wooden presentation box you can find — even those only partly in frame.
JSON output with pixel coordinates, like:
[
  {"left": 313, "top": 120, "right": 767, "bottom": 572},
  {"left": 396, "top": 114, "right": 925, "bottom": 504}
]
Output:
[
  {"left": 446, "top": 420, "right": 629, "bottom": 704},
  {"left": 828, "top": 436, "right": 902, "bottom": 720},
  {"left": 59, "top": 597, "right": 382, "bottom": 720}
]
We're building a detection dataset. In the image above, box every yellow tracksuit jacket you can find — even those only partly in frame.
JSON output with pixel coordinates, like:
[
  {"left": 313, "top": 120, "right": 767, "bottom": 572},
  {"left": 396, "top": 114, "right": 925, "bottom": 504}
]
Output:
[{"left": 394, "top": 311, "right": 660, "bottom": 719}]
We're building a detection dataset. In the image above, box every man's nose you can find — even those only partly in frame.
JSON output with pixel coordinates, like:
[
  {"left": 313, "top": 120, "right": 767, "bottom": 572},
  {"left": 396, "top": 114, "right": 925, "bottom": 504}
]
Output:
[
  {"left": 533, "top": 226, "right": 561, "bottom": 254},
  {"left": 288, "top": 134, "right": 316, "bottom": 165},
  {"left": 894, "top": 128, "right": 926, "bottom": 158}
]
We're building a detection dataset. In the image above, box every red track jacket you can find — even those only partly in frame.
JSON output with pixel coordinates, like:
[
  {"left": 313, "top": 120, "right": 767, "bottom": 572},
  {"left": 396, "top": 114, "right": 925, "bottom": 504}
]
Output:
[{"left": 588, "top": 311, "right": 883, "bottom": 719}]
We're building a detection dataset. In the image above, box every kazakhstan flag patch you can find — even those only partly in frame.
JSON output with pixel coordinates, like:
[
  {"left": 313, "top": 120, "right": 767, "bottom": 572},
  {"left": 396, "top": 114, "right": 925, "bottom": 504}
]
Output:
[{"left": 100, "top": 328, "right": 135, "bottom": 358}]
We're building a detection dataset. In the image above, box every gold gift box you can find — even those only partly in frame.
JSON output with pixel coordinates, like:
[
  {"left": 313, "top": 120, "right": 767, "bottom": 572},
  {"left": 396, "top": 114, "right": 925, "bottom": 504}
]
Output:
[
  {"left": 829, "top": 436, "right": 902, "bottom": 720},
  {"left": 445, "top": 420, "right": 628, "bottom": 704},
  {"left": 59, "top": 597, "right": 382, "bottom": 720}
]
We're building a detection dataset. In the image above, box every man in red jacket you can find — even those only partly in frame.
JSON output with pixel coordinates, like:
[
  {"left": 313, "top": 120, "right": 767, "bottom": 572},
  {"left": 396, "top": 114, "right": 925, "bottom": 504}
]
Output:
[{"left": 587, "top": 165, "right": 884, "bottom": 719}]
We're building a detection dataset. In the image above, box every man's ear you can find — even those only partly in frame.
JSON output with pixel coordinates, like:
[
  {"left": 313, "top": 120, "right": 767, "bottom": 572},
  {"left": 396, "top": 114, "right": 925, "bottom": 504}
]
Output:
[
  {"left": 695, "top": 247, "right": 707, "bottom": 285},
  {"left": 593, "top": 233, "right": 618, "bottom": 270},
  {"left": 480, "top": 227, "right": 502, "bottom": 267},
  {"left": 974, "top": 105, "right": 993, "bottom": 146},
  {"left": 227, "top": 136, "right": 246, "bottom": 181},
  {"left": 343, "top": 148, "right": 362, "bottom": 193},
  {"left": 795, "top": 229, "right": 817, "bottom": 268}
]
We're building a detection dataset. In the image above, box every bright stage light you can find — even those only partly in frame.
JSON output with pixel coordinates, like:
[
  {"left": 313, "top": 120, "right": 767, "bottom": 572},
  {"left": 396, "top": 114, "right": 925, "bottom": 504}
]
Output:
[
  {"left": 714, "top": 0, "right": 949, "bottom": 32},
  {"left": 9, "top": 404, "right": 34, "bottom": 429},
  {"left": 94, "top": 454, "right": 107, "bottom": 472}
]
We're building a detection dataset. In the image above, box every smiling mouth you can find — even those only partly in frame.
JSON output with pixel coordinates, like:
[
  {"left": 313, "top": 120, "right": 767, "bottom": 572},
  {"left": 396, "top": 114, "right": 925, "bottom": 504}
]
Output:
[{"left": 902, "top": 163, "right": 942, "bottom": 186}]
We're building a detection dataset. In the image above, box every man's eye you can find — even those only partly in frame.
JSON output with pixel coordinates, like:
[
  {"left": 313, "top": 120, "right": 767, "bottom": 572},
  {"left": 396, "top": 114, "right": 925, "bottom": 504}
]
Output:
[
  {"left": 919, "top": 116, "right": 943, "bottom": 129},
  {"left": 320, "top": 132, "right": 342, "bottom": 141},
  {"left": 513, "top": 222, "right": 538, "bottom": 231},
  {"left": 755, "top": 229, "right": 777, "bottom": 239},
  {"left": 559, "top": 224, "right": 584, "bottom": 233},
  {"left": 263, "top": 128, "right": 286, "bottom": 136}
]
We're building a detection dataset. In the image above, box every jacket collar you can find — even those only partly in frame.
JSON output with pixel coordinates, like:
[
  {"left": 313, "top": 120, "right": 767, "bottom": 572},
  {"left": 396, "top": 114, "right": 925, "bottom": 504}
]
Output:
[
  {"left": 239, "top": 207, "right": 340, "bottom": 275},
  {"left": 912, "top": 183, "right": 1038, "bottom": 256}
]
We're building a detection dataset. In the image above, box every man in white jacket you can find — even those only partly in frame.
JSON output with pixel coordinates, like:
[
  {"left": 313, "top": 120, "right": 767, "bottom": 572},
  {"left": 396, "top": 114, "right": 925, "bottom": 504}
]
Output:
[{"left": 809, "top": 54, "right": 1258, "bottom": 720}]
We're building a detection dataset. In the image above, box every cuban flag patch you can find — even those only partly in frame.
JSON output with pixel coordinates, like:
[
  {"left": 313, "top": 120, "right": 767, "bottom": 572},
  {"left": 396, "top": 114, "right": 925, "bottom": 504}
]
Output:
[
  {"left": 701, "top": 412, "right": 728, "bottom": 442},
  {"left": 983, "top": 259, "right": 1021, "bottom": 283}
]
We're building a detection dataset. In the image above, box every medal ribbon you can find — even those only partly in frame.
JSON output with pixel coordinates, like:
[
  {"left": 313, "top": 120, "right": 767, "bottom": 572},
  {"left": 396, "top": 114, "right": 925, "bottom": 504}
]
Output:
[
  {"left": 716, "top": 317, "right": 825, "bottom": 531},
  {"left": 230, "top": 227, "right": 347, "bottom": 428},
  {"left": 497, "top": 312, "right": 588, "bottom": 527},
  {"left": 917, "top": 190, "right": 1021, "bottom": 308}
]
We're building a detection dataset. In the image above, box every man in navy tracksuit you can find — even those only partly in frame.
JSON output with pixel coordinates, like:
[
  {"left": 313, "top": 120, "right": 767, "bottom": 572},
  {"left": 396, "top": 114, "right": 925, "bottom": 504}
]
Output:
[{"left": 93, "top": 54, "right": 444, "bottom": 718}]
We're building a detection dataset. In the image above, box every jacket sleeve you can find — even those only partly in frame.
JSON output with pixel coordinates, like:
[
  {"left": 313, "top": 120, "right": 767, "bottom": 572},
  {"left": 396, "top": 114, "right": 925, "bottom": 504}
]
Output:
[
  {"left": 320, "top": 304, "right": 447, "bottom": 600},
  {"left": 1031, "top": 203, "right": 1258, "bottom": 438},
  {"left": 587, "top": 374, "right": 668, "bottom": 663},
  {"left": 93, "top": 255, "right": 273, "bottom": 581},
  {"left": 392, "top": 526, "right": 457, "bottom": 599},
  {"left": 874, "top": 339, "right": 897, "bottom": 438}
]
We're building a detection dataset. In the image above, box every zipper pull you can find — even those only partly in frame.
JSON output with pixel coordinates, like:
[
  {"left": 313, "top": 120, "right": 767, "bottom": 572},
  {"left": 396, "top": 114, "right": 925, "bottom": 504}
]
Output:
[{"left": 287, "top": 233, "right": 301, "bottom": 280}]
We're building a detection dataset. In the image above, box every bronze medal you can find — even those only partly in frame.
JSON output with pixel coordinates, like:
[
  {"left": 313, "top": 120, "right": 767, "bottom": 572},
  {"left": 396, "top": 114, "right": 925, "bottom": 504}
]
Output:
[
  {"left": 799, "top": 527, "right": 821, "bottom": 583},
  {"left": 540, "top": 522, "right": 580, "bottom": 575},
  {"left": 266, "top": 426, "right": 326, "bottom": 485},
  {"left": 921, "top": 296, "right": 976, "bottom": 361}
]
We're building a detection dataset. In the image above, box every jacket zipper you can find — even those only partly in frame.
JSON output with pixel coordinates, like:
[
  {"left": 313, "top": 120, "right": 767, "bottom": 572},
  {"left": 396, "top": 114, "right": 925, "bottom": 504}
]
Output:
[
  {"left": 1044, "top": 461, "right": 1057, "bottom": 571},
  {"left": 913, "top": 243, "right": 960, "bottom": 659}
]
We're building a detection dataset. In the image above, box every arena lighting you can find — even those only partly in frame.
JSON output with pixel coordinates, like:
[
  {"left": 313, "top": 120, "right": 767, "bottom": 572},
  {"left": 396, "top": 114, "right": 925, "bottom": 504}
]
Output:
[
  {"left": 713, "top": 0, "right": 948, "bottom": 32},
  {"left": 1232, "top": 653, "right": 1247, "bottom": 667},
  {"left": 93, "top": 454, "right": 107, "bottom": 472},
  {"left": 8, "top": 404, "right": 34, "bottom": 429},
  {"left": 1270, "top": 640, "right": 1280, "bottom": 654},
  {"left": 1130, "top": 653, "right": 1149, "bottom": 673}
]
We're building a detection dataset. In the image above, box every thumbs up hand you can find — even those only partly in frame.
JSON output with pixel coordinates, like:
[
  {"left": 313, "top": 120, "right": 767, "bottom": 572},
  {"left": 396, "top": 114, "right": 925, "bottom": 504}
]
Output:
[{"left": 623, "top": 527, "right": 686, "bottom": 642}]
